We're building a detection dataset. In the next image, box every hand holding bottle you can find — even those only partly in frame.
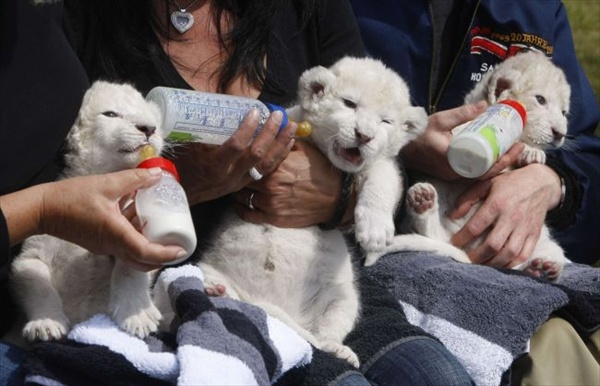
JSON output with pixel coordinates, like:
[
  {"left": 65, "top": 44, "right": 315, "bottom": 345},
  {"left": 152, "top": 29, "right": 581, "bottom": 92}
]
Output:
[
  {"left": 136, "top": 146, "right": 197, "bottom": 265},
  {"left": 145, "top": 87, "right": 300, "bottom": 205},
  {"left": 447, "top": 100, "right": 527, "bottom": 178}
]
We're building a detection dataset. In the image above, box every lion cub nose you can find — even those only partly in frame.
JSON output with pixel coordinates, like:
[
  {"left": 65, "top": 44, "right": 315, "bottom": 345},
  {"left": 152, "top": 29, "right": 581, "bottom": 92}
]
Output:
[
  {"left": 551, "top": 128, "right": 565, "bottom": 142},
  {"left": 137, "top": 125, "right": 157, "bottom": 138},
  {"left": 355, "top": 129, "right": 372, "bottom": 145}
]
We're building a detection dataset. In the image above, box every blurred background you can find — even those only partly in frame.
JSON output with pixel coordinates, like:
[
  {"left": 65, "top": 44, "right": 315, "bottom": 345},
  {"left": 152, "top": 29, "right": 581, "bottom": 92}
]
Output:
[{"left": 563, "top": 0, "right": 600, "bottom": 135}]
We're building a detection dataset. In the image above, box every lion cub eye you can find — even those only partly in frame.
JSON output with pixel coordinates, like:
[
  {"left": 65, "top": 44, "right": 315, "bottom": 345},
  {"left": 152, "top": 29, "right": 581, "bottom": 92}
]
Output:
[
  {"left": 102, "top": 111, "right": 120, "bottom": 118},
  {"left": 381, "top": 119, "right": 392, "bottom": 124},
  {"left": 343, "top": 99, "right": 357, "bottom": 109},
  {"left": 535, "top": 95, "right": 547, "bottom": 105}
]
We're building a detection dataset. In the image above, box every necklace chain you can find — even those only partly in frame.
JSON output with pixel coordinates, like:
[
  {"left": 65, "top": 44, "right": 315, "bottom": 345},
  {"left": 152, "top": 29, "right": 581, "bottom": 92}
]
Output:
[{"left": 171, "top": 0, "right": 198, "bottom": 12}]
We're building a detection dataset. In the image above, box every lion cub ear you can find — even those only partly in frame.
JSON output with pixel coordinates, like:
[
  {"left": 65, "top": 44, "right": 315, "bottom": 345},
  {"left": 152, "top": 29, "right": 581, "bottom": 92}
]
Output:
[
  {"left": 488, "top": 69, "right": 521, "bottom": 103},
  {"left": 297, "top": 66, "right": 337, "bottom": 104},
  {"left": 402, "top": 106, "right": 428, "bottom": 137},
  {"left": 388, "top": 106, "right": 428, "bottom": 155}
]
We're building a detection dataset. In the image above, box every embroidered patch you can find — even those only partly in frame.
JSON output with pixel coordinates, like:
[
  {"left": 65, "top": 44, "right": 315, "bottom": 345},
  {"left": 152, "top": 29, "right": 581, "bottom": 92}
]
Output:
[{"left": 469, "top": 25, "right": 553, "bottom": 60}]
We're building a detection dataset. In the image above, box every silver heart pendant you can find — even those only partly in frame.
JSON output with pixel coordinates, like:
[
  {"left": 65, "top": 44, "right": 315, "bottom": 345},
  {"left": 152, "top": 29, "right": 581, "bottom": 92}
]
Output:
[{"left": 170, "top": 11, "right": 195, "bottom": 34}]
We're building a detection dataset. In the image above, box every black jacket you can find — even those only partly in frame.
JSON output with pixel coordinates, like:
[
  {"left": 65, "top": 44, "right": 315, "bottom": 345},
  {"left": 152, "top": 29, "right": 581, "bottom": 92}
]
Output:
[{"left": 0, "top": 0, "right": 90, "bottom": 335}]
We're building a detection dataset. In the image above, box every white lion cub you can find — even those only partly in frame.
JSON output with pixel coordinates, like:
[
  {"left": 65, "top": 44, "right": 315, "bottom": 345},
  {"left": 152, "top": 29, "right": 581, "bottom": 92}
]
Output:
[
  {"left": 11, "top": 81, "right": 165, "bottom": 341},
  {"left": 369, "top": 51, "right": 570, "bottom": 280},
  {"left": 179, "top": 57, "right": 427, "bottom": 366}
]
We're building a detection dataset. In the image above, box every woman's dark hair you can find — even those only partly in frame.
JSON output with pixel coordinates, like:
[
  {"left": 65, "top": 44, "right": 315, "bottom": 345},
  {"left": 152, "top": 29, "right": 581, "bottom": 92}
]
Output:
[{"left": 68, "top": 0, "right": 317, "bottom": 93}]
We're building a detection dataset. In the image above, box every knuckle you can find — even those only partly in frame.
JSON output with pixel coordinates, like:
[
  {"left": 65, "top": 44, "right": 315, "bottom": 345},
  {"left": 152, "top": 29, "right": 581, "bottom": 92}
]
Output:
[
  {"left": 506, "top": 243, "right": 521, "bottom": 258},
  {"left": 465, "top": 222, "right": 482, "bottom": 237},
  {"left": 486, "top": 240, "right": 503, "bottom": 254},
  {"left": 228, "top": 138, "right": 246, "bottom": 153},
  {"left": 250, "top": 145, "right": 267, "bottom": 159},
  {"left": 515, "top": 253, "right": 529, "bottom": 265},
  {"left": 509, "top": 208, "right": 524, "bottom": 223},
  {"left": 263, "top": 156, "right": 278, "bottom": 172},
  {"left": 487, "top": 200, "right": 504, "bottom": 214}
]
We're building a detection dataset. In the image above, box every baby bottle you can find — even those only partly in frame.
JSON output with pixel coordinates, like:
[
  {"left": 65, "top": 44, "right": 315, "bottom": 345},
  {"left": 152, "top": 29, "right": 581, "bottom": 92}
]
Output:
[
  {"left": 135, "top": 146, "right": 197, "bottom": 265},
  {"left": 146, "top": 87, "right": 303, "bottom": 145},
  {"left": 447, "top": 99, "right": 527, "bottom": 178}
]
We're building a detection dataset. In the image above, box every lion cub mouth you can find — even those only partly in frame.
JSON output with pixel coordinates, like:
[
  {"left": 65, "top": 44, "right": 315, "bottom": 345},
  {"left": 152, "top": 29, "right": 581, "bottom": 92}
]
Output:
[
  {"left": 118, "top": 142, "right": 150, "bottom": 154},
  {"left": 334, "top": 141, "right": 363, "bottom": 165}
]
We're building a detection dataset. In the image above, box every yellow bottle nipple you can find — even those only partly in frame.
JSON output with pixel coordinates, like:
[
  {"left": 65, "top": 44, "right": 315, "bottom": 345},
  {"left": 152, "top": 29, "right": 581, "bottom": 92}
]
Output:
[
  {"left": 140, "top": 144, "right": 157, "bottom": 161},
  {"left": 290, "top": 119, "right": 312, "bottom": 138}
]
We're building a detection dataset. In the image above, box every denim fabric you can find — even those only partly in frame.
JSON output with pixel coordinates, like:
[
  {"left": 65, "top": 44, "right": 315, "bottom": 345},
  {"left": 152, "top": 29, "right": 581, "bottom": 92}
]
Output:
[
  {"left": 363, "top": 337, "right": 474, "bottom": 386},
  {"left": 0, "top": 341, "right": 25, "bottom": 386},
  {"left": 335, "top": 371, "right": 373, "bottom": 386}
]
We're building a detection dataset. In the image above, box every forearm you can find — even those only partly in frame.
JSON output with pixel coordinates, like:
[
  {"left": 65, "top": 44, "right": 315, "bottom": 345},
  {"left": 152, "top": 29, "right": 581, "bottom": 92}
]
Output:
[
  {"left": 0, "top": 184, "right": 45, "bottom": 246},
  {"left": 546, "top": 134, "right": 600, "bottom": 264},
  {"left": 534, "top": 163, "right": 563, "bottom": 213}
]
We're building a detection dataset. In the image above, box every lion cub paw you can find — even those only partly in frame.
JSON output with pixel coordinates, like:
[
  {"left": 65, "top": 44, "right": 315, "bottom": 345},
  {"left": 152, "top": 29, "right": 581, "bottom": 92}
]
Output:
[
  {"left": 23, "top": 316, "right": 70, "bottom": 342},
  {"left": 355, "top": 208, "right": 394, "bottom": 252},
  {"left": 517, "top": 147, "right": 546, "bottom": 167},
  {"left": 407, "top": 182, "right": 437, "bottom": 215},
  {"left": 522, "top": 257, "right": 564, "bottom": 281},
  {"left": 113, "top": 303, "right": 162, "bottom": 339},
  {"left": 320, "top": 340, "right": 360, "bottom": 368}
]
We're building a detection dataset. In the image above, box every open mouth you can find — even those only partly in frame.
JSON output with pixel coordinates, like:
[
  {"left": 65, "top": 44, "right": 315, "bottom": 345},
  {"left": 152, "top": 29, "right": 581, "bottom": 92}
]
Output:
[{"left": 334, "top": 141, "right": 363, "bottom": 165}]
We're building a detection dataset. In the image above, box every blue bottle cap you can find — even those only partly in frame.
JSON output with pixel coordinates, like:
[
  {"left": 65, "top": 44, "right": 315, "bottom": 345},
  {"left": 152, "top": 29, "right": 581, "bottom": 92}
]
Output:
[{"left": 264, "top": 102, "right": 289, "bottom": 132}]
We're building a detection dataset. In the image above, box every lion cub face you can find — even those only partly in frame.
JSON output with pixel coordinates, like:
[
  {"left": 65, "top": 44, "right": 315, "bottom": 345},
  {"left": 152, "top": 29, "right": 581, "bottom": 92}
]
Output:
[
  {"left": 465, "top": 51, "right": 571, "bottom": 150},
  {"left": 65, "top": 81, "right": 164, "bottom": 175},
  {"left": 295, "top": 57, "right": 427, "bottom": 173}
]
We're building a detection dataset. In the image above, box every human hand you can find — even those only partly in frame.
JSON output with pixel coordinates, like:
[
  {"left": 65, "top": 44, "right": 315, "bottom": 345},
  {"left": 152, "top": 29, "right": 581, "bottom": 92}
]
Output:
[
  {"left": 450, "top": 163, "right": 563, "bottom": 268},
  {"left": 476, "top": 142, "right": 525, "bottom": 180},
  {"left": 401, "top": 102, "right": 488, "bottom": 181},
  {"left": 172, "top": 110, "right": 297, "bottom": 205},
  {"left": 234, "top": 140, "right": 345, "bottom": 228},
  {"left": 37, "top": 168, "right": 190, "bottom": 270}
]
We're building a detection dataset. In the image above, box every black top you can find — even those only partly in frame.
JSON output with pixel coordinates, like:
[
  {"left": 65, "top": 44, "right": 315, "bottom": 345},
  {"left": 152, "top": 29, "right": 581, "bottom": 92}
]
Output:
[
  {"left": 65, "top": 0, "right": 366, "bottom": 255},
  {"left": 66, "top": 0, "right": 365, "bottom": 105},
  {"left": 0, "top": 0, "right": 90, "bottom": 335}
]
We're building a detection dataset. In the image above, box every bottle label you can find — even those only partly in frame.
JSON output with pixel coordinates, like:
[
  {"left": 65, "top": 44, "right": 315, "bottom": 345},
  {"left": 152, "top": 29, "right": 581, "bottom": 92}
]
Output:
[
  {"left": 455, "top": 102, "right": 524, "bottom": 160},
  {"left": 148, "top": 88, "right": 270, "bottom": 145}
]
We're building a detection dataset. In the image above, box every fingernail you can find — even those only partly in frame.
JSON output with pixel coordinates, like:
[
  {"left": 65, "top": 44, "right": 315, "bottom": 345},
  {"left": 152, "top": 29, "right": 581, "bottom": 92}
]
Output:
[
  {"left": 475, "top": 100, "right": 487, "bottom": 110},
  {"left": 176, "top": 250, "right": 187, "bottom": 258},
  {"left": 148, "top": 167, "right": 162, "bottom": 176},
  {"left": 270, "top": 110, "right": 283, "bottom": 126},
  {"left": 246, "top": 108, "right": 260, "bottom": 121}
]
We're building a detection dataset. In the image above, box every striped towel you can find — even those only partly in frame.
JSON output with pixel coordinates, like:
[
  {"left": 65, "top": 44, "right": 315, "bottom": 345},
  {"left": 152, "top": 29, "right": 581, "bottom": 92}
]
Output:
[
  {"left": 24, "top": 265, "right": 312, "bottom": 385},
  {"left": 364, "top": 251, "right": 600, "bottom": 386}
]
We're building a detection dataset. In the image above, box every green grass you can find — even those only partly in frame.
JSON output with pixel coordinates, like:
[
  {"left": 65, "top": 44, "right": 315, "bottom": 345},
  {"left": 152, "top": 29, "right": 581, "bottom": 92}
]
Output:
[{"left": 563, "top": 0, "right": 600, "bottom": 136}]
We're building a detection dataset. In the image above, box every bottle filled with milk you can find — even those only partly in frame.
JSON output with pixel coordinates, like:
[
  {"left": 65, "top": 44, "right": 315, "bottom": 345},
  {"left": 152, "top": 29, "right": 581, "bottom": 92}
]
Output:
[
  {"left": 447, "top": 99, "right": 527, "bottom": 178},
  {"left": 135, "top": 146, "right": 197, "bottom": 265}
]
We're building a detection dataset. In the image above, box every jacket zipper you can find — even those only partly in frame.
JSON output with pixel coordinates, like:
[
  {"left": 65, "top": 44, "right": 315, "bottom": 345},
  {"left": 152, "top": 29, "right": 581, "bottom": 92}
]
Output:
[
  {"left": 428, "top": 0, "right": 481, "bottom": 114},
  {"left": 427, "top": 1, "right": 436, "bottom": 114}
]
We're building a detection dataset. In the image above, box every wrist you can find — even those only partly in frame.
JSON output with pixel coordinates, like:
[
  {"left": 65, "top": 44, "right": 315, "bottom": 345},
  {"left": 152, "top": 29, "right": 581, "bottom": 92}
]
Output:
[
  {"left": 339, "top": 179, "right": 357, "bottom": 229},
  {"left": 542, "top": 164, "right": 564, "bottom": 211},
  {"left": 544, "top": 156, "right": 581, "bottom": 229},
  {"left": 319, "top": 172, "right": 354, "bottom": 230},
  {"left": 0, "top": 184, "right": 46, "bottom": 245}
]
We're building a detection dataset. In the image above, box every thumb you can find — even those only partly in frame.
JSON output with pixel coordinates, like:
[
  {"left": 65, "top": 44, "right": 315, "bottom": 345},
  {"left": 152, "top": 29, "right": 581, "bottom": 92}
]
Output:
[
  {"left": 429, "top": 101, "right": 488, "bottom": 135},
  {"left": 108, "top": 168, "right": 163, "bottom": 197},
  {"left": 448, "top": 101, "right": 488, "bottom": 131}
]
